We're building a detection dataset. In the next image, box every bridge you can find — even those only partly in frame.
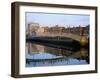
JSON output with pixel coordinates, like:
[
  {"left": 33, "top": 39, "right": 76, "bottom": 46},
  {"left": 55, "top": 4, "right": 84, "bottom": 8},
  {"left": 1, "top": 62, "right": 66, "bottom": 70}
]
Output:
[{"left": 34, "top": 32, "right": 88, "bottom": 46}]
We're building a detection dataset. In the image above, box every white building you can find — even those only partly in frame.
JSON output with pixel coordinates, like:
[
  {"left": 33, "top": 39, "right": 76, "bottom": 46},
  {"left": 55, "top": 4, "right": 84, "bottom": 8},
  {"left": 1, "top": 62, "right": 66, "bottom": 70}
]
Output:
[{"left": 27, "top": 22, "right": 40, "bottom": 37}]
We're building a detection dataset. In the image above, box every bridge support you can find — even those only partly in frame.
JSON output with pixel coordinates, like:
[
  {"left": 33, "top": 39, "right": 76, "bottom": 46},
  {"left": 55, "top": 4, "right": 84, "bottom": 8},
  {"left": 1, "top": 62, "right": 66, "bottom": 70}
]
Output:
[{"left": 80, "top": 36, "right": 88, "bottom": 46}]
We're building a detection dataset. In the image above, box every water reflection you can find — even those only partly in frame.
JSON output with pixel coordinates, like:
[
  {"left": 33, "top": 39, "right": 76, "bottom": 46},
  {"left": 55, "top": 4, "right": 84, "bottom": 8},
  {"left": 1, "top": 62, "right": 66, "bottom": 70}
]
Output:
[{"left": 26, "top": 42, "right": 89, "bottom": 67}]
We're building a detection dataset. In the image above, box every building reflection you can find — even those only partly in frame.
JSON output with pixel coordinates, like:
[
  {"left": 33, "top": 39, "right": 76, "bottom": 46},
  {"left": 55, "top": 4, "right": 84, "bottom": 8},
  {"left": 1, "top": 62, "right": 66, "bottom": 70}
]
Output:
[
  {"left": 26, "top": 42, "right": 89, "bottom": 67},
  {"left": 26, "top": 43, "right": 74, "bottom": 56}
]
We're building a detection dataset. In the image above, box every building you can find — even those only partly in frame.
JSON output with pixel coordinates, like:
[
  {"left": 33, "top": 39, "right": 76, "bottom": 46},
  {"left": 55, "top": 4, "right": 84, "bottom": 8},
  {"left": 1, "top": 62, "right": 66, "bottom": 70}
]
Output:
[
  {"left": 36, "top": 27, "right": 45, "bottom": 36},
  {"left": 26, "top": 22, "right": 89, "bottom": 38},
  {"left": 27, "top": 22, "right": 40, "bottom": 37}
]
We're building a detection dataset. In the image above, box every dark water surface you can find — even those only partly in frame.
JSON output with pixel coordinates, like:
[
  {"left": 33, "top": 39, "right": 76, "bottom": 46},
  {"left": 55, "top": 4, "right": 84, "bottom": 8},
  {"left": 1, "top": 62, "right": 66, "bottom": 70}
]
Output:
[{"left": 25, "top": 42, "right": 89, "bottom": 67}]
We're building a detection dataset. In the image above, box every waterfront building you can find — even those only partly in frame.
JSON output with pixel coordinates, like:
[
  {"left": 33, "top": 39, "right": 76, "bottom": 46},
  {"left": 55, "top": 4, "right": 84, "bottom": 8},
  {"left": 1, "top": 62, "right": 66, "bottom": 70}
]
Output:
[
  {"left": 28, "top": 22, "right": 40, "bottom": 37},
  {"left": 26, "top": 22, "right": 89, "bottom": 38}
]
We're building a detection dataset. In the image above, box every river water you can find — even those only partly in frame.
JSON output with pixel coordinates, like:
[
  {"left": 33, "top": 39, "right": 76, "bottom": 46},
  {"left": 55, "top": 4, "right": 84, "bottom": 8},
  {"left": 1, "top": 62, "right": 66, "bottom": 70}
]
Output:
[{"left": 25, "top": 42, "right": 89, "bottom": 67}]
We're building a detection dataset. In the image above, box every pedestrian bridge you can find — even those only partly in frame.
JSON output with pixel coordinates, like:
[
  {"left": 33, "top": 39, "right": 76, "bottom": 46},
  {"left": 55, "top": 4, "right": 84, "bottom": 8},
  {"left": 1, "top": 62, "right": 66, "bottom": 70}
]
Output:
[{"left": 36, "top": 33, "right": 87, "bottom": 43}]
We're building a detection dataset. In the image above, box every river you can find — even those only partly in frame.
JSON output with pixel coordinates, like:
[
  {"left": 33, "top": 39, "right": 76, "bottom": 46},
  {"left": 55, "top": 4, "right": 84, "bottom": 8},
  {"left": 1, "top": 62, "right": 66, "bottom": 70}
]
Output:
[{"left": 25, "top": 42, "right": 89, "bottom": 67}]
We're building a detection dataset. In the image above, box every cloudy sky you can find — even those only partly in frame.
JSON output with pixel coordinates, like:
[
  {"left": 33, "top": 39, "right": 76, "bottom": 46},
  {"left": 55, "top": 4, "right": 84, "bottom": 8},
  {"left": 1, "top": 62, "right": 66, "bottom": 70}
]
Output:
[{"left": 26, "top": 12, "right": 90, "bottom": 27}]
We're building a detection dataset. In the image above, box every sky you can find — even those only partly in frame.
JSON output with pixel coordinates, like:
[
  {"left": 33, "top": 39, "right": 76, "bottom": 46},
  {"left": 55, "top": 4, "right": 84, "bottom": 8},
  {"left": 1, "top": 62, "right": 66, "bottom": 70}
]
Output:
[{"left": 26, "top": 12, "right": 90, "bottom": 27}]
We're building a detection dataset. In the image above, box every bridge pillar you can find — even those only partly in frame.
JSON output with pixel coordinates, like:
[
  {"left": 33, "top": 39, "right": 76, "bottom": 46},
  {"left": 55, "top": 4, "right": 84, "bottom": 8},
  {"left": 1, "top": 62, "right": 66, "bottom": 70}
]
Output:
[
  {"left": 80, "top": 36, "right": 88, "bottom": 46},
  {"left": 80, "top": 27, "right": 88, "bottom": 46}
]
